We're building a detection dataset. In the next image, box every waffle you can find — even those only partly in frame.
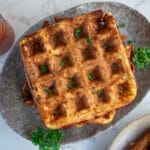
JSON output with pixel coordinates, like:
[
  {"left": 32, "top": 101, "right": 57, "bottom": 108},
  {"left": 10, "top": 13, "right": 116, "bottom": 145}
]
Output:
[
  {"left": 22, "top": 80, "right": 116, "bottom": 125},
  {"left": 20, "top": 9, "right": 137, "bottom": 129},
  {"left": 21, "top": 45, "right": 131, "bottom": 126},
  {"left": 22, "top": 44, "right": 132, "bottom": 126},
  {"left": 22, "top": 18, "right": 117, "bottom": 126}
]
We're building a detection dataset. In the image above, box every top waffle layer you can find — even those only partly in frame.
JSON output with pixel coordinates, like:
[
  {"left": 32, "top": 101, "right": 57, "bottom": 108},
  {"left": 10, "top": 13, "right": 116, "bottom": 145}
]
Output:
[{"left": 20, "top": 9, "right": 137, "bottom": 129}]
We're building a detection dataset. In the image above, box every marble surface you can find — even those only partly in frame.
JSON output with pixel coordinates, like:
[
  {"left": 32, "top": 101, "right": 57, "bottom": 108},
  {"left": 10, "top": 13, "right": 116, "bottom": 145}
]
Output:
[{"left": 0, "top": 0, "right": 150, "bottom": 150}]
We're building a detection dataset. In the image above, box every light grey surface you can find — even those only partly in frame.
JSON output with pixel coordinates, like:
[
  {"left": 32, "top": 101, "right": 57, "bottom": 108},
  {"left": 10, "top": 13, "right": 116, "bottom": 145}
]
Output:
[
  {"left": 0, "top": 0, "right": 150, "bottom": 150},
  {"left": 109, "top": 115, "right": 150, "bottom": 150}
]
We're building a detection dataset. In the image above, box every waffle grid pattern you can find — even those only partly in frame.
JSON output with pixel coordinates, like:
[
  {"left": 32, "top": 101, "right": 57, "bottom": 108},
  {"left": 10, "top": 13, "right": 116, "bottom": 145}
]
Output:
[{"left": 20, "top": 10, "right": 137, "bottom": 129}]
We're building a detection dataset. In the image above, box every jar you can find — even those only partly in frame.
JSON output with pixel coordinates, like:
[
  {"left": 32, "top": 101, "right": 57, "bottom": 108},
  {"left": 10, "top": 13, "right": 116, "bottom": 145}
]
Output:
[{"left": 0, "top": 15, "right": 15, "bottom": 55}]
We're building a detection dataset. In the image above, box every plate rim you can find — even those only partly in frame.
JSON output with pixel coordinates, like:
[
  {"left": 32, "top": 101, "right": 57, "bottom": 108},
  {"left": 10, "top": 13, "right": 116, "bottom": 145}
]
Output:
[{"left": 109, "top": 114, "right": 150, "bottom": 150}]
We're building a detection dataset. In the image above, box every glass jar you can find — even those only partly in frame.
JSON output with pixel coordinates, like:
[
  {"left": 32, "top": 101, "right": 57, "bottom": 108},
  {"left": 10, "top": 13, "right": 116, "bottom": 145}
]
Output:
[{"left": 0, "top": 15, "right": 15, "bottom": 55}]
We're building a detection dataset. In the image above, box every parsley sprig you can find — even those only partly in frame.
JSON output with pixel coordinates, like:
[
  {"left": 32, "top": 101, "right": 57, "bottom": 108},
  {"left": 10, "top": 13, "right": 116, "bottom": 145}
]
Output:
[
  {"left": 133, "top": 47, "right": 150, "bottom": 69},
  {"left": 32, "top": 127, "right": 63, "bottom": 150}
]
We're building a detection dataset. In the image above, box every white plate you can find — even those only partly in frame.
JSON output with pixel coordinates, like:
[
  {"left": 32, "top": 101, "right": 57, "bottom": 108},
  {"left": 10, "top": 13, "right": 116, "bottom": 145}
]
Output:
[{"left": 109, "top": 115, "right": 150, "bottom": 150}]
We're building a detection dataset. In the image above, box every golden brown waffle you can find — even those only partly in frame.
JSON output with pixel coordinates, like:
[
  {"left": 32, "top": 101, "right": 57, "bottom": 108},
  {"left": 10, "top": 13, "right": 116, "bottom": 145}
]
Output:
[
  {"left": 20, "top": 9, "right": 137, "bottom": 129},
  {"left": 22, "top": 80, "right": 116, "bottom": 126},
  {"left": 22, "top": 18, "right": 117, "bottom": 126},
  {"left": 22, "top": 44, "right": 133, "bottom": 127},
  {"left": 21, "top": 42, "right": 133, "bottom": 127}
]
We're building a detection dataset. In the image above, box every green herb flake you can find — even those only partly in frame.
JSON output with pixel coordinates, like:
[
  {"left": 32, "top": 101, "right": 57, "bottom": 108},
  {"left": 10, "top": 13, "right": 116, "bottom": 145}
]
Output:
[
  {"left": 66, "top": 83, "right": 77, "bottom": 89},
  {"left": 68, "top": 77, "right": 75, "bottom": 81},
  {"left": 37, "top": 95, "right": 41, "bottom": 99},
  {"left": 86, "top": 37, "right": 92, "bottom": 46},
  {"left": 112, "top": 63, "right": 119, "bottom": 72},
  {"left": 60, "top": 60, "right": 65, "bottom": 67},
  {"left": 87, "top": 73, "right": 94, "bottom": 81},
  {"left": 126, "top": 40, "right": 136, "bottom": 45},
  {"left": 74, "top": 29, "right": 81, "bottom": 38},
  {"left": 133, "top": 47, "right": 150, "bottom": 70},
  {"left": 119, "top": 22, "right": 126, "bottom": 28},
  {"left": 97, "top": 90, "right": 104, "bottom": 97},
  {"left": 40, "top": 65, "right": 48, "bottom": 73},
  {"left": 53, "top": 110, "right": 61, "bottom": 117},
  {"left": 44, "top": 87, "right": 52, "bottom": 94},
  {"left": 18, "top": 97, "right": 23, "bottom": 101},
  {"left": 32, "top": 127, "right": 63, "bottom": 150}
]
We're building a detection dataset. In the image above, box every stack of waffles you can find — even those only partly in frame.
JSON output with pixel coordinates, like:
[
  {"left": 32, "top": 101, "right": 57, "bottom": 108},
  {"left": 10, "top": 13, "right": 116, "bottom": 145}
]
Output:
[{"left": 20, "top": 9, "right": 137, "bottom": 129}]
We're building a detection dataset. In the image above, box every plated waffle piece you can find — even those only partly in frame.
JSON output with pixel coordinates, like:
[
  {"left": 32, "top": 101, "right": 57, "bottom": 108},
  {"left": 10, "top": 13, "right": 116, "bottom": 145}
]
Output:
[
  {"left": 21, "top": 45, "right": 132, "bottom": 127},
  {"left": 20, "top": 9, "right": 137, "bottom": 129},
  {"left": 22, "top": 80, "right": 116, "bottom": 126},
  {"left": 22, "top": 19, "right": 118, "bottom": 126}
]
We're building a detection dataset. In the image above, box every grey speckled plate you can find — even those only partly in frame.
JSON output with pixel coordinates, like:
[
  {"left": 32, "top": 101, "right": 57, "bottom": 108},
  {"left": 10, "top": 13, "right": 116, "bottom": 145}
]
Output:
[{"left": 0, "top": 2, "right": 150, "bottom": 144}]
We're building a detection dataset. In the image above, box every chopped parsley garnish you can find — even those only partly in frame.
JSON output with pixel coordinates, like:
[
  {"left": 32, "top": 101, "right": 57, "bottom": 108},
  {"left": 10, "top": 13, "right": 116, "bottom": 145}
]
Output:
[
  {"left": 87, "top": 73, "right": 94, "bottom": 81},
  {"left": 18, "top": 97, "right": 23, "bottom": 101},
  {"left": 133, "top": 47, "right": 150, "bottom": 69},
  {"left": 92, "top": 89, "right": 104, "bottom": 97},
  {"left": 67, "top": 76, "right": 77, "bottom": 89},
  {"left": 40, "top": 65, "right": 48, "bottom": 73},
  {"left": 86, "top": 37, "right": 92, "bottom": 46},
  {"left": 44, "top": 87, "right": 52, "bottom": 94},
  {"left": 119, "top": 22, "right": 126, "bottom": 28},
  {"left": 68, "top": 77, "right": 75, "bottom": 81},
  {"left": 66, "top": 83, "right": 77, "bottom": 89},
  {"left": 74, "top": 29, "right": 81, "bottom": 38},
  {"left": 126, "top": 40, "right": 136, "bottom": 45},
  {"left": 53, "top": 110, "right": 61, "bottom": 117},
  {"left": 112, "top": 63, "right": 120, "bottom": 72},
  {"left": 60, "top": 60, "right": 65, "bottom": 67},
  {"left": 37, "top": 95, "right": 41, "bottom": 99},
  {"left": 32, "top": 127, "right": 63, "bottom": 150},
  {"left": 97, "top": 90, "right": 104, "bottom": 97}
]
